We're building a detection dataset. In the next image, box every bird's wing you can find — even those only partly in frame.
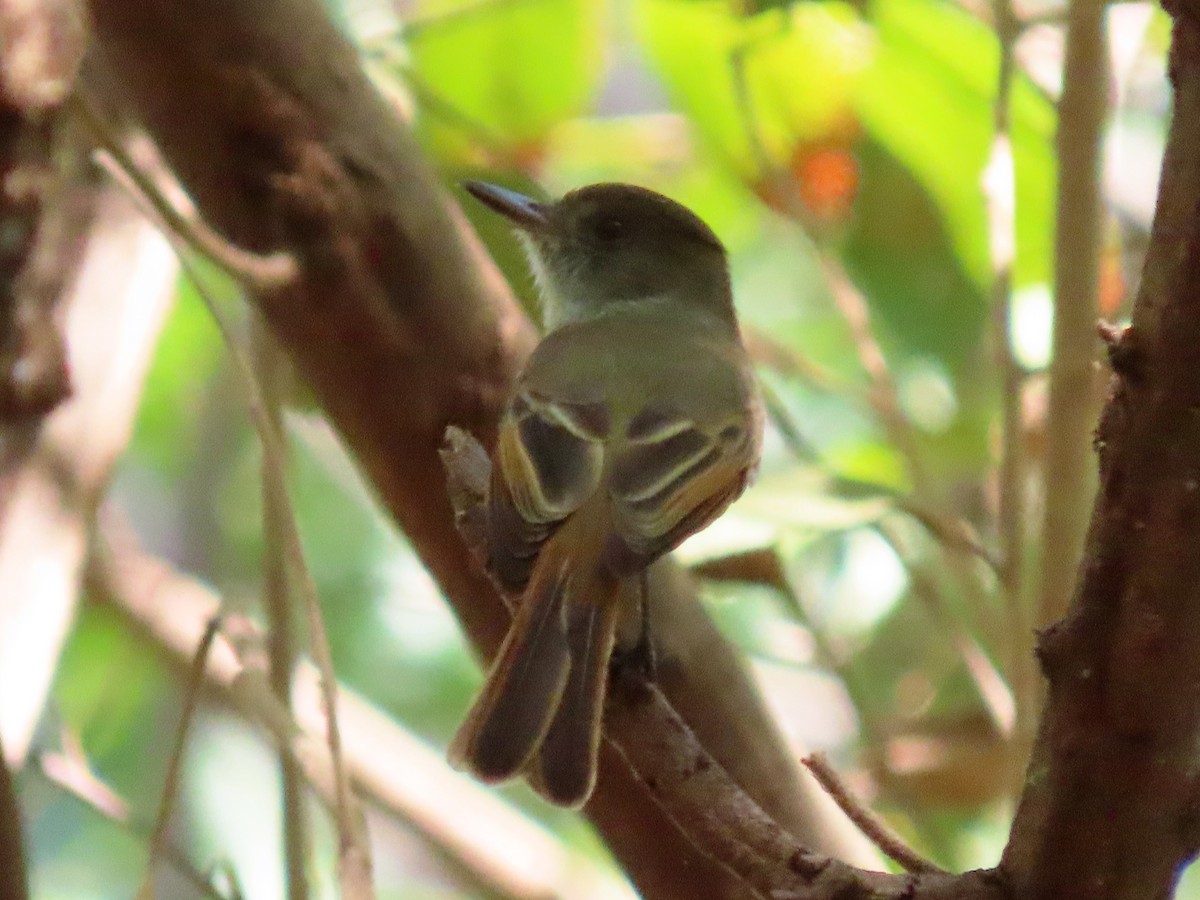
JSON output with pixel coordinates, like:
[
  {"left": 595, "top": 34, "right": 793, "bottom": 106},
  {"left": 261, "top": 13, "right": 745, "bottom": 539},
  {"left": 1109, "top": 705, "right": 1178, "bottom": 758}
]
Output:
[
  {"left": 485, "top": 388, "right": 608, "bottom": 591},
  {"left": 604, "top": 398, "right": 757, "bottom": 575}
]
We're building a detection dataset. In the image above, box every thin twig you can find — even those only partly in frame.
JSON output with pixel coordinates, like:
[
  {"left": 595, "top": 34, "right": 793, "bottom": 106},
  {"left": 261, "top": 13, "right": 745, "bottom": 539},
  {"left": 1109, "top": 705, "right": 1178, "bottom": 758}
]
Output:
[
  {"left": 875, "top": 519, "right": 1016, "bottom": 737},
  {"left": 986, "top": 0, "right": 1031, "bottom": 792},
  {"left": 762, "top": 368, "right": 1000, "bottom": 573},
  {"left": 728, "top": 33, "right": 1014, "bottom": 750},
  {"left": 254, "top": 323, "right": 311, "bottom": 900},
  {"left": 731, "top": 33, "right": 1005, "bottom": 660},
  {"left": 71, "top": 93, "right": 298, "bottom": 291},
  {"left": 89, "top": 132, "right": 374, "bottom": 897},
  {"left": 184, "top": 261, "right": 374, "bottom": 899},
  {"left": 1033, "top": 0, "right": 1108, "bottom": 720},
  {"left": 816, "top": 254, "right": 933, "bottom": 494},
  {"left": 137, "top": 617, "right": 221, "bottom": 900},
  {"left": 801, "top": 753, "right": 946, "bottom": 875},
  {"left": 743, "top": 326, "right": 857, "bottom": 399},
  {"left": 729, "top": 46, "right": 931, "bottom": 495}
]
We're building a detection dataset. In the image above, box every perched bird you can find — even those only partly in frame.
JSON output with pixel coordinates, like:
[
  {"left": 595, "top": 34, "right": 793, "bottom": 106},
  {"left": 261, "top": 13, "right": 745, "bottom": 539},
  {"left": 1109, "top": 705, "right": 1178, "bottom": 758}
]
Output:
[{"left": 451, "top": 181, "right": 764, "bottom": 807}]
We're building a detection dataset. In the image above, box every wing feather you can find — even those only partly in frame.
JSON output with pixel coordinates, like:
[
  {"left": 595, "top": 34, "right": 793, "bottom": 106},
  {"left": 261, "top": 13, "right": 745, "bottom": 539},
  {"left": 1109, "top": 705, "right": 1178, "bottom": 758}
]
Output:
[
  {"left": 487, "top": 391, "right": 606, "bottom": 591},
  {"left": 604, "top": 402, "right": 756, "bottom": 575}
]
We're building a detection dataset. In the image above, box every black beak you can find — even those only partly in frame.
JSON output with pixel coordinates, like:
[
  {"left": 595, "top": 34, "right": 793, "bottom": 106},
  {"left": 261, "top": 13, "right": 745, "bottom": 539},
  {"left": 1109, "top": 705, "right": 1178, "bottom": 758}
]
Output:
[{"left": 463, "top": 181, "right": 549, "bottom": 231}]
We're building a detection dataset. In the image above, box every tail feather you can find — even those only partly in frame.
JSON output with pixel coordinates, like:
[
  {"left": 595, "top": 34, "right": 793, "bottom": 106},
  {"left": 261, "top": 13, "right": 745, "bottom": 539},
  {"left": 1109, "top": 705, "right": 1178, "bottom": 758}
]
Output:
[
  {"left": 452, "top": 512, "right": 624, "bottom": 804},
  {"left": 449, "top": 559, "right": 572, "bottom": 782},
  {"left": 533, "top": 577, "right": 620, "bottom": 807}
]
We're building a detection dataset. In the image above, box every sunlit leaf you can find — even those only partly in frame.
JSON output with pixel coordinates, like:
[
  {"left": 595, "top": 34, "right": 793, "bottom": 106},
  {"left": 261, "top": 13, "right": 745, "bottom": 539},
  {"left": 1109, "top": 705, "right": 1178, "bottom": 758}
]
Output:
[
  {"left": 856, "top": 0, "right": 1056, "bottom": 293},
  {"left": 54, "top": 607, "right": 168, "bottom": 786},
  {"left": 633, "top": 0, "right": 869, "bottom": 178},
  {"left": 129, "top": 271, "right": 227, "bottom": 479},
  {"left": 841, "top": 139, "right": 987, "bottom": 370},
  {"left": 405, "top": 0, "right": 608, "bottom": 166},
  {"left": 737, "top": 466, "right": 893, "bottom": 530}
]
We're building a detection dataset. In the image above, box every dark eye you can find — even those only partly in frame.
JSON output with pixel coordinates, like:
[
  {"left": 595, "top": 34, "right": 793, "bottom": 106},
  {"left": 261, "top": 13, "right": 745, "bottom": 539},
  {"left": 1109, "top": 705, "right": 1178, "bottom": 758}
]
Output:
[{"left": 595, "top": 217, "right": 624, "bottom": 241}]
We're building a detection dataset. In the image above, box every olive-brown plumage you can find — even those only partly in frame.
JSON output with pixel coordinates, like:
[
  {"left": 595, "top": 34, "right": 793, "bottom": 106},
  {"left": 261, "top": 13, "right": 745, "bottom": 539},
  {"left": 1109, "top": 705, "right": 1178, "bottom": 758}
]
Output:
[{"left": 451, "top": 181, "right": 763, "bottom": 807}]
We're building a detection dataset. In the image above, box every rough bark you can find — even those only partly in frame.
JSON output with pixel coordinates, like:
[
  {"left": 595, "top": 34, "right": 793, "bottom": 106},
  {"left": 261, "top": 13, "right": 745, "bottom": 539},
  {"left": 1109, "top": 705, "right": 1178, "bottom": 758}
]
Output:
[{"left": 1001, "top": 7, "right": 1200, "bottom": 898}]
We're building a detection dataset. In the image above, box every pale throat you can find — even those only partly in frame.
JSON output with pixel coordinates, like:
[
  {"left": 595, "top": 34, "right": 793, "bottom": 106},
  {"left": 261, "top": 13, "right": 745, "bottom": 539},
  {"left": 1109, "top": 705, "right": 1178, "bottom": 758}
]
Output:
[{"left": 519, "top": 235, "right": 727, "bottom": 332}]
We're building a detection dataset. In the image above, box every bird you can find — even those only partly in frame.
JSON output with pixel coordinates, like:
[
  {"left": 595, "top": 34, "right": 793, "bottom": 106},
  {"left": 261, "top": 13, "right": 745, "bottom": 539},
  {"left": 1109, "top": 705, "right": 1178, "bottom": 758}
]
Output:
[{"left": 450, "top": 180, "right": 764, "bottom": 807}]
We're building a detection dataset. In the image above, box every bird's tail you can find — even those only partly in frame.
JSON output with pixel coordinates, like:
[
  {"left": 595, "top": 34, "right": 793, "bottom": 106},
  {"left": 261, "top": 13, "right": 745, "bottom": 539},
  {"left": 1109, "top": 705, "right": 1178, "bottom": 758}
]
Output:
[{"left": 449, "top": 517, "right": 621, "bottom": 807}]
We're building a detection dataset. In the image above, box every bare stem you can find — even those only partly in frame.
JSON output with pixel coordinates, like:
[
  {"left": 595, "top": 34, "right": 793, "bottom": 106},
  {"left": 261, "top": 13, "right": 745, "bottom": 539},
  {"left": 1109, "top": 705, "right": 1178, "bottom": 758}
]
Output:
[
  {"left": 137, "top": 618, "right": 221, "bottom": 900},
  {"left": 72, "top": 94, "right": 298, "bottom": 291},
  {"left": 1034, "top": 0, "right": 1108, "bottom": 693},
  {"left": 89, "top": 129, "right": 374, "bottom": 897},
  {"left": 255, "top": 324, "right": 312, "bottom": 900},
  {"left": 801, "top": 753, "right": 946, "bottom": 876},
  {"left": 985, "top": 0, "right": 1032, "bottom": 783}
]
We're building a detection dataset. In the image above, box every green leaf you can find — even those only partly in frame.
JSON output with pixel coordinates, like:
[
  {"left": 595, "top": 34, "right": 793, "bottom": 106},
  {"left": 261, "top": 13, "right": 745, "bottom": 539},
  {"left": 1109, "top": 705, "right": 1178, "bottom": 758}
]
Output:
[
  {"left": 633, "top": 0, "right": 867, "bottom": 177},
  {"left": 840, "top": 139, "right": 987, "bottom": 371},
  {"left": 676, "top": 462, "right": 895, "bottom": 565},
  {"left": 404, "top": 0, "right": 607, "bottom": 165},
  {"left": 856, "top": 0, "right": 1056, "bottom": 293},
  {"left": 129, "top": 268, "right": 227, "bottom": 479}
]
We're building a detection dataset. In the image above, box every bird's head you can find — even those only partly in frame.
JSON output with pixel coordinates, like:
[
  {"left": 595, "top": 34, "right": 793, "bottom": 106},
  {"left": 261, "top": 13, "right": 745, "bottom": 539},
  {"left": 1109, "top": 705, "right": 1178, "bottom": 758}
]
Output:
[{"left": 465, "top": 181, "right": 733, "bottom": 328}]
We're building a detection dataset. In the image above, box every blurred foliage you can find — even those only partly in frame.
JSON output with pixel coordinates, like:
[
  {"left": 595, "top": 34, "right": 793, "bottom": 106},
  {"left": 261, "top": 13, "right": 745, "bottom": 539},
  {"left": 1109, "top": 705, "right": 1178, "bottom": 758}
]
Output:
[
  {"left": 404, "top": 0, "right": 607, "bottom": 166},
  {"left": 15, "top": 0, "right": 1180, "bottom": 897}
]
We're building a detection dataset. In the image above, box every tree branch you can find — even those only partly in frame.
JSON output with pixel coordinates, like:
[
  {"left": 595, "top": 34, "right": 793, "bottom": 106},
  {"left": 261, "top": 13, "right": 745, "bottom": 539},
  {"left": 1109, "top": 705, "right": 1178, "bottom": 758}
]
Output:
[
  {"left": 801, "top": 753, "right": 945, "bottom": 876},
  {"left": 985, "top": 0, "right": 1033, "bottom": 780},
  {"left": 1001, "top": 7, "right": 1200, "bottom": 897},
  {"left": 1035, "top": 0, "right": 1109, "bottom": 634},
  {"left": 0, "top": 186, "right": 176, "bottom": 765},
  {"left": 604, "top": 674, "right": 1005, "bottom": 900}
]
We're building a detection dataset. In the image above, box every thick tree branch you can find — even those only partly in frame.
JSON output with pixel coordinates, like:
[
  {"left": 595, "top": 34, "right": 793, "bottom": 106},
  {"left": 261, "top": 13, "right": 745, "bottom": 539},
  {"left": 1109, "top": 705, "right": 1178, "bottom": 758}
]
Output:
[
  {"left": 1001, "top": 7, "right": 1200, "bottom": 898},
  {"left": 606, "top": 677, "right": 1008, "bottom": 900},
  {"left": 83, "top": 0, "right": 871, "bottom": 893}
]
